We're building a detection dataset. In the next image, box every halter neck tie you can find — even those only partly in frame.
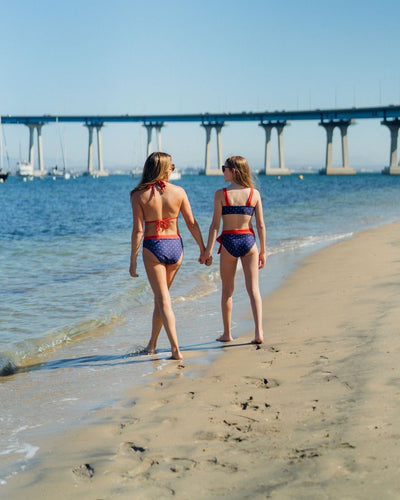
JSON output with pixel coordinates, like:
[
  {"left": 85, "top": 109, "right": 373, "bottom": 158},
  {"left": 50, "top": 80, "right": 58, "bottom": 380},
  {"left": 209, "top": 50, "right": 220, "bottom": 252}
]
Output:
[{"left": 147, "top": 180, "right": 166, "bottom": 196}]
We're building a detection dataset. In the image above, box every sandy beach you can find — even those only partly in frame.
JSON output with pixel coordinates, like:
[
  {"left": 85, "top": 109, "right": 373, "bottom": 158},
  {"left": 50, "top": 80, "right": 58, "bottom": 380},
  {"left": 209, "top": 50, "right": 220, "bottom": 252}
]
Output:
[{"left": 5, "top": 221, "right": 400, "bottom": 499}]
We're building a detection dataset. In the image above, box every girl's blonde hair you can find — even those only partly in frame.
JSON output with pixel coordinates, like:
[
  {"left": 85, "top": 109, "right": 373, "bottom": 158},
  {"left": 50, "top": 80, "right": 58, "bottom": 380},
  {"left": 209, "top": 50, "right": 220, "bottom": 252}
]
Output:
[
  {"left": 131, "top": 152, "right": 172, "bottom": 194},
  {"left": 226, "top": 156, "right": 254, "bottom": 188}
]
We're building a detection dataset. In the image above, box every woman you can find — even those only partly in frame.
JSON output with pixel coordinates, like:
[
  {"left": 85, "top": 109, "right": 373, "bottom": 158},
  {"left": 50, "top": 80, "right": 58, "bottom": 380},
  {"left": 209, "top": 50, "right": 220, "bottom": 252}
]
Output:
[
  {"left": 202, "top": 156, "right": 266, "bottom": 344},
  {"left": 130, "top": 152, "right": 206, "bottom": 360}
]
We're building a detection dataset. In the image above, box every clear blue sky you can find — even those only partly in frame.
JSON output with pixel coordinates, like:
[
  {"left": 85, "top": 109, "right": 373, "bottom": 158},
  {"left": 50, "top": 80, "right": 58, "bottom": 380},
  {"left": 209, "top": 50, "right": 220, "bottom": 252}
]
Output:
[{"left": 1, "top": 0, "right": 400, "bottom": 172}]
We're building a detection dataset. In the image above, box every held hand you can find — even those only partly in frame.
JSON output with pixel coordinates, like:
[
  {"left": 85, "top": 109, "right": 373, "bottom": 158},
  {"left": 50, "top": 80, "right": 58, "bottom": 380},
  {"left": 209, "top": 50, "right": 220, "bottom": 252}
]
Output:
[
  {"left": 199, "top": 250, "right": 210, "bottom": 265},
  {"left": 205, "top": 256, "right": 213, "bottom": 266}
]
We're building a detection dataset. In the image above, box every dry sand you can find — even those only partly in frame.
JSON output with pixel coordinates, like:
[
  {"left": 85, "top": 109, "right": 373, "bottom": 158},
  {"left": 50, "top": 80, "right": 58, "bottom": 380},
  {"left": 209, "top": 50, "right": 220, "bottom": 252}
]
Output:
[{"left": 5, "top": 222, "right": 400, "bottom": 499}]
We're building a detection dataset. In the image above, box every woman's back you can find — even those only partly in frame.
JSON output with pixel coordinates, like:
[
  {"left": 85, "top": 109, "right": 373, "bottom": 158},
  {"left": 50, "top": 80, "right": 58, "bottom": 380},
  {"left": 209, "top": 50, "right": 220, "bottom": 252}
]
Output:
[{"left": 132, "top": 182, "right": 185, "bottom": 237}]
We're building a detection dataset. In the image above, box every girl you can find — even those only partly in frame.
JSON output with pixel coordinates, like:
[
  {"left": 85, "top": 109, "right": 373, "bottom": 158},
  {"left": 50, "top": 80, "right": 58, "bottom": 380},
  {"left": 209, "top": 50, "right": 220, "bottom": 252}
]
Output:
[{"left": 202, "top": 156, "right": 266, "bottom": 344}]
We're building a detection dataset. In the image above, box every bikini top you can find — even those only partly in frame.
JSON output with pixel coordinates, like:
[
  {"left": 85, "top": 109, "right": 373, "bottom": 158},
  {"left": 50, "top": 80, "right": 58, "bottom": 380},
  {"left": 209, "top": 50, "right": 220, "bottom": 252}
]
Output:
[
  {"left": 222, "top": 188, "right": 255, "bottom": 216},
  {"left": 145, "top": 180, "right": 178, "bottom": 232}
]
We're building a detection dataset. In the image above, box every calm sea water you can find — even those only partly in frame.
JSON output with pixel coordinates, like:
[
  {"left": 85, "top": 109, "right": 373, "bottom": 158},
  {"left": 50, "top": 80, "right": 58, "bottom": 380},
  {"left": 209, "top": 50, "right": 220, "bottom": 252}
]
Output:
[{"left": 1, "top": 171, "right": 400, "bottom": 484}]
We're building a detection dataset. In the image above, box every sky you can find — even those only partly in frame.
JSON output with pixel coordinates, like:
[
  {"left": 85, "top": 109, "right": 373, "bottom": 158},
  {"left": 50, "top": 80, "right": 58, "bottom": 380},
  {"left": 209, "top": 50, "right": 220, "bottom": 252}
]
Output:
[{"left": 1, "top": 0, "right": 400, "bottom": 173}]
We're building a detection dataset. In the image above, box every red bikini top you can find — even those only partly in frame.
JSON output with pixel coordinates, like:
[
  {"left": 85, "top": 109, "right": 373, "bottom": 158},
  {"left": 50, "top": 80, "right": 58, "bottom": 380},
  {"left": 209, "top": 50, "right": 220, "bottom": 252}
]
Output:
[{"left": 145, "top": 180, "right": 178, "bottom": 231}]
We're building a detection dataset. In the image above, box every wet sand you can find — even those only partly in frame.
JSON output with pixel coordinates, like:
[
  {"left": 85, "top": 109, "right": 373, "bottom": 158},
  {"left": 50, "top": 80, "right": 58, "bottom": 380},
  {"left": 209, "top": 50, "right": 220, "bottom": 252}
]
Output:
[{"left": 4, "top": 222, "right": 400, "bottom": 499}]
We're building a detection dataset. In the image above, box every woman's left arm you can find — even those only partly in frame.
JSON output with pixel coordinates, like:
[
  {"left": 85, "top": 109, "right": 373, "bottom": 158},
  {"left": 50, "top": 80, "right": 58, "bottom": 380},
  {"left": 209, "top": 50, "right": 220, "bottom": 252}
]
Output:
[{"left": 180, "top": 191, "right": 206, "bottom": 256}]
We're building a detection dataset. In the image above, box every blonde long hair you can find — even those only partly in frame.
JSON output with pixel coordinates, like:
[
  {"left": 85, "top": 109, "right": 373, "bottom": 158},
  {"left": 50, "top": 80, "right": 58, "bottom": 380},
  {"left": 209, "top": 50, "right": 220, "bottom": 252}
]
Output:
[
  {"left": 226, "top": 156, "right": 254, "bottom": 188},
  {"left": 131, "top": 152, "right": 172, "bottom": 194}
]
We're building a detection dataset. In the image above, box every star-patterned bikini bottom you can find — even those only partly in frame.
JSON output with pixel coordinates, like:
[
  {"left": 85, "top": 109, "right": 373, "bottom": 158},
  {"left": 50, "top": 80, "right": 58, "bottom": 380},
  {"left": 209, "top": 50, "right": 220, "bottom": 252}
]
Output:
[
  {"left": 143, "top": 235, "right": 183, "bottom": 265},
  {"left": 217, "top": 229, "right": 256, "bottom": 258}
]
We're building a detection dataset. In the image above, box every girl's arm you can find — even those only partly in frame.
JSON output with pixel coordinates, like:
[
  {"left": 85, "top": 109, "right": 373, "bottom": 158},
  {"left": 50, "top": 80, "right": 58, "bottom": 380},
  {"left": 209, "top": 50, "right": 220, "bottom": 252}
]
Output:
[
  {"left": 254, "top": 191, "right": 267, "bottom": 269},
  {"left": 203, "top": 191, "right": 222, "bottom": 262},
  {"left": 129, "top": 194, "right": 144, "bottom": 277}
]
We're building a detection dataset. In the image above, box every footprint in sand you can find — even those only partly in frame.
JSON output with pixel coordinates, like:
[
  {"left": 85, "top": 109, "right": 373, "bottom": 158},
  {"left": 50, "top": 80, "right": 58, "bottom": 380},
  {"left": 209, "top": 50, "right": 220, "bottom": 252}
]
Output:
[
  {"left": 147, "top": 457, "right": 197, "bottom": 476},
  {"left": 72, "top": 463, "right": 94, "bottom": 480},
  {"left": 199, "top": 456, "right": 238, "bottom": 473},
  {"left": 243, "top": 376, "right": 280, "bottom": 389},
  {"left": 194, "top": 430, "right": 223, "bottom": 441},
  {"left": 117, "top": 417, "right": 140, "bottom": 434},
  {"left": 239, "top": 396, "right": 261, "bottom": 411},
  {"left": 118, "top": 441, "right": 147, "bottom": 456},
  {"left": 289, "top": 447, "right": 320, "bottom": 461}
]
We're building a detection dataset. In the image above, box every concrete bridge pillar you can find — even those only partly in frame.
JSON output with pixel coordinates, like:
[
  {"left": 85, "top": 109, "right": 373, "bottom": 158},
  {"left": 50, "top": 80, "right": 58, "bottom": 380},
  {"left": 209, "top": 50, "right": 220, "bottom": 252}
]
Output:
[
  {"left": 36, "top": 124, "right": 45, "bottom": 174},
  {"left": 86, "top": 125, "right": 94, "bottom": 175},
  {"left": 155, "top": 124, "right": 163, "bottom": 151},
  {"left": 96, "top": 126, "right": 104, "bottom": 174},
  {"left": 25, "top": 123, "right": 45, "bottom": 176},
  {"left": 201, "top": 123, "right": 225, "bottom": 175},
  {"left": 215, "top": 124, "right": 224, "bottom": 172},
  {"left": 143, "top": 123, "right": 164, "bottom": 157},
  {"left": 258, "top": 121, "right": 291, "bottom": 175},
  {"left": 85, "top": 123, "right": 107, "bottom": 176},
  {"left": 319, "top": 120, "right": 355, "bottom": 175},
  {"left": 381, "top": 119, "right": 400, "bottom": 175},
  {"left": 28, "top": 124, "right": 35, "bottom": 167}
]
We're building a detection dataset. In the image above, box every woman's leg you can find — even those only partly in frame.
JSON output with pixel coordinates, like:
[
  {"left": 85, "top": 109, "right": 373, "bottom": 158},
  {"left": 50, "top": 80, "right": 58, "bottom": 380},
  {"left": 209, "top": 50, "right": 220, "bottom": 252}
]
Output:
[
  {"left": 143, "top": 249, "right": 183, "bottom": 359},
  {"left": 241, "top": 246, "right": 264, "bottom": 344},
  {"left": 146, "top": 261, "right": 181, "bottom": 354},
  {"left": 218, "top": 247, "right": 238, "bottom": 341}
]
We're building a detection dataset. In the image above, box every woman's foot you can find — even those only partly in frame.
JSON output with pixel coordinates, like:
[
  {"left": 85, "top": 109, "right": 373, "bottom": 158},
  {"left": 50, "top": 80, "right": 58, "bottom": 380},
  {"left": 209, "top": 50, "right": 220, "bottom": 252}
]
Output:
[
  {"left": 251, "top": 336, "right": 264, "bottom": 345},
  {"left": 145, "top": 343, "right": 156, "bottom": 355},
  {"left": 216, "top": 334, "right": 233, "bottom": 342},
  {"left": 171, "top": 347, "right": 183, "bottom": 360}
]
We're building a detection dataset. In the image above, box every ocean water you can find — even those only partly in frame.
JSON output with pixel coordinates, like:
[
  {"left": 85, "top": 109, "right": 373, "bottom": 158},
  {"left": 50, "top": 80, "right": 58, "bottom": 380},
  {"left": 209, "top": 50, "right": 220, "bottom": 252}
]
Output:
[{"left": 1, "top": 171, "right": 400, "bottom": 484}]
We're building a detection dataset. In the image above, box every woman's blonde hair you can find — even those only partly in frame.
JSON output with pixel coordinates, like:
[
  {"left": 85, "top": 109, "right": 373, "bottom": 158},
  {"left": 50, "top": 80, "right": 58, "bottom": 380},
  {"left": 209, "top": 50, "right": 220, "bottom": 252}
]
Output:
[
  {"left": 131, "top": 152, "right": 172, "bottom": 194},
  {"left": 225, "top": 156, "right": 254, "bottom": 188}
]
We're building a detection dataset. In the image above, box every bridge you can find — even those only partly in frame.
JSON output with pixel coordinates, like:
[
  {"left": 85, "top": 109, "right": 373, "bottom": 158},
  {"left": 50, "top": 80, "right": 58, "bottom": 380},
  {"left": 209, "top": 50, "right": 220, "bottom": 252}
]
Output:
[{"left": 2, "top": 105, "right": 400, "bottom": 176}]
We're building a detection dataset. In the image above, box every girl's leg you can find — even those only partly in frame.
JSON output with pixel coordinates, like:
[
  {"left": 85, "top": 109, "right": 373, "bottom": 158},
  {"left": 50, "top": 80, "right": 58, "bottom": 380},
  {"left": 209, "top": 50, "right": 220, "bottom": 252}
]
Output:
[
  {"left": 218, "top": 247, "right": 238, "bottom": 341},
  {"left": 143, "top": 249, "right": 183, "bottom": 359},
  {"left": 241, "top": 246, "right": 264, "bottom": 344}
]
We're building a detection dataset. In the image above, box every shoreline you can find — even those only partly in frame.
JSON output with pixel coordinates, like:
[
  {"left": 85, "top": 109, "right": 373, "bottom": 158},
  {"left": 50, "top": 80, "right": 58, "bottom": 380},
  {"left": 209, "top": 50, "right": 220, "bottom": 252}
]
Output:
[{"left": 4, "top": 221, "right": 400, "bottom": 499}]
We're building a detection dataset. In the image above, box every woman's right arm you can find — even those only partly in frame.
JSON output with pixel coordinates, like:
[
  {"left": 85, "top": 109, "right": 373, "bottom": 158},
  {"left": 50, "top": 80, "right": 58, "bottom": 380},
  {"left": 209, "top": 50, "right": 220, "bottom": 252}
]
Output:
[{"left": 129, "top": 193, "right": 144, "bottom": 278}]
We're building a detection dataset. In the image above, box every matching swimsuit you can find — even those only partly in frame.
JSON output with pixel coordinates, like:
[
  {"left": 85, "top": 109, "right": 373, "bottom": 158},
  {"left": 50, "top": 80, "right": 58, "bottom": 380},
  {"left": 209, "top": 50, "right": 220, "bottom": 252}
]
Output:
[
  {"left": 141, "top": 182, "right": 255, "bottom": 263},
  {"left": 216, "top": 188, "right": 256, "bottom": 258},
  {"left": 142, "top": 180, "right": 184, "bottom": 265}
]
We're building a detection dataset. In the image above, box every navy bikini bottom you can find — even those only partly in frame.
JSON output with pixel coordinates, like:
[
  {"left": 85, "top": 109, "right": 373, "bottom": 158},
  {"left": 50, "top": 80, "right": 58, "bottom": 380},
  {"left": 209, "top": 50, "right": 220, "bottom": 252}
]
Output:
[
  {"left": 143, "top": 236, "right": 183, "bottom": 265},
  {"left": 217, "top": 230, "right": 256, "bottom": 258}
]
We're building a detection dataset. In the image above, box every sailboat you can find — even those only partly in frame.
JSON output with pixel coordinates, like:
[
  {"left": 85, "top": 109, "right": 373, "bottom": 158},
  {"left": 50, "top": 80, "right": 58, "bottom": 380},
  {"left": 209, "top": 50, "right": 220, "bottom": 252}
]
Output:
[
  {"left": 48, "top": 118, "right": 71, "bottom": 179},
  {"left": 0, "top": 115, "right": 10, "bottom": 182}
]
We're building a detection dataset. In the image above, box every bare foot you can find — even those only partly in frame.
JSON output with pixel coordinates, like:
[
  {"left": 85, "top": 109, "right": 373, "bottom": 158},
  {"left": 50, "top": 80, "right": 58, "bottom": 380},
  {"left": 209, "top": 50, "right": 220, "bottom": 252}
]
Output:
[
  {"left": 171, "top": 348, "right": 183, "bottom": 360},
  {"left": 145, "top": 344, "right": 156, "bottom": 355},
  {"left": 216, "top": 335, "right": 233, "bottom": 342},
  {"left": 251, "top": 338, "right": 264, "bottom": 345}
]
